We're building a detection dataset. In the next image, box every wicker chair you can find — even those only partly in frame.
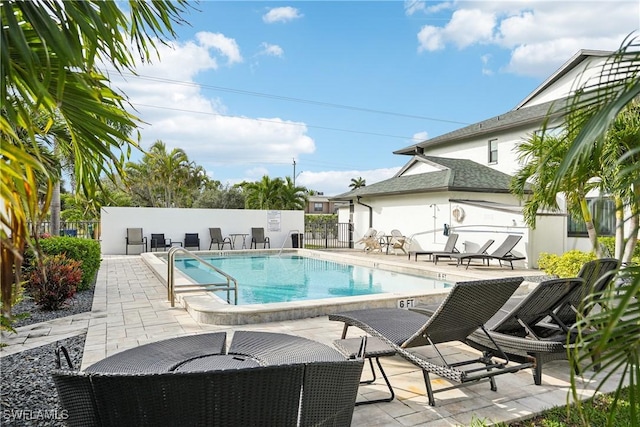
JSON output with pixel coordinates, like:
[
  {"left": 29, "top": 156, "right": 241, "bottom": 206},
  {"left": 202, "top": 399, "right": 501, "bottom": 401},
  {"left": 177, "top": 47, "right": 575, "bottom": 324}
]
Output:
[
  {"left": 462, "top": 277, "right": 584, "bottom": 385},
  {"left": 329, "top": 277, "right": 528, "bottom": 406},
  {"left": 53, "top": 331, "right": 364, "bottom": 427}
]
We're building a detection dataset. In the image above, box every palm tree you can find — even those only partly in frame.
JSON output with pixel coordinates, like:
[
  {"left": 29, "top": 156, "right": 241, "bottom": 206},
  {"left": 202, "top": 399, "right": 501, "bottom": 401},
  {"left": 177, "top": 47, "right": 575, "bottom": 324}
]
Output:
[
  {"left": 546, "top": 35, "right": 640, "bottom": 425},
  {"left": 1, "top": 1, "right": 192, "bottom": 320},
  {"left": 278, "top": 177, "right": 309, "bottom": 210},
  {"left": 511, "top": 119, "right": 604, "bottom": 254},
  {"left": 349, "top": 177, "right": 366, "bottom": 189},
  {"left": 241, "top": 176, "right": 284, "bottom": 210}
]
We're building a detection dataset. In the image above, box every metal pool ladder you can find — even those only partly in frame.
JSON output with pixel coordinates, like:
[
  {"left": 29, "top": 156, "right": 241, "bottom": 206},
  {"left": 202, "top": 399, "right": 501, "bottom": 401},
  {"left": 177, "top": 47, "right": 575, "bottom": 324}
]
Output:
[{"left": 167, "top": 246, "right": 238, "bottom": 307}]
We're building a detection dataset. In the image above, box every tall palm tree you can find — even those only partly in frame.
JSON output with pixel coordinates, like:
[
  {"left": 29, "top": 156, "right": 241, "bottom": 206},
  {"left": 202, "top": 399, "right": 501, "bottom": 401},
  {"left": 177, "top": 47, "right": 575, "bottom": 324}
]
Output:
[
  {"left": 241, "top": 176, "right": 284, "bottom": 210},
  {"left": 278, "top": 177, "right": 309, "bottom": 210},
  {"left": 548, "top": 35, "right": 640, "bottom": 426},
  {"left": 349, "top": 177, "right": 366, "bottom": 189},
  {"left": 1, "top": 1, "right": 192, "bottom": 319}
]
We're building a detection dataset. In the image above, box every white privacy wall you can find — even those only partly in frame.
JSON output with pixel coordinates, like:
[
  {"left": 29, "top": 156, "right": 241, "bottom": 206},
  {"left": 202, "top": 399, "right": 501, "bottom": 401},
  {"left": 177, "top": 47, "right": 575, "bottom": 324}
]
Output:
[{"left": 101, "top": 207, "right": 305, "bottom": 255}]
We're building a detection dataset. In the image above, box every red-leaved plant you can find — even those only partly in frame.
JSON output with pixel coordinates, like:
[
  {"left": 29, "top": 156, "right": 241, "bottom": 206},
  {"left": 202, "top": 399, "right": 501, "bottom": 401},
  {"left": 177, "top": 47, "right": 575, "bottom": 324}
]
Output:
[{"left": 27, "top": 254, "right": 82, "bottom": 310}]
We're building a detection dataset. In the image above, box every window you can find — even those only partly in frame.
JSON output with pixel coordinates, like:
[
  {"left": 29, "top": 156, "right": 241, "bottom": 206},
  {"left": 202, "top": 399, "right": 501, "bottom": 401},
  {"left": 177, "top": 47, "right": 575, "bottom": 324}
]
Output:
[
  {"left": 567, "top": 197, "right": 615, "bottom": 237},
  {"left": 488, "top": 139, "right": 498, "bottom": 164},
  {"left": 313, "top": 202, "right": 324, "bottom": 212}
]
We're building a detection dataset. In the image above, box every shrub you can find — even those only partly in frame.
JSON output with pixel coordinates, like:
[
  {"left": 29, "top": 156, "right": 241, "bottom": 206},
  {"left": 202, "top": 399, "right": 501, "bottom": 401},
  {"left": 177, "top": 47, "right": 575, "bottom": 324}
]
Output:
[
  {"left": 36, "top": 236, "right": 101, "bottom": 290},
  {"left": 599, "top": 236, "right": 640, "bottom": 263},
  {"left": 537, "top": 250, "right": 596, "bottom": 278},
  {"left": 27, "top": 254, "right": 82, "bottom": 310}
]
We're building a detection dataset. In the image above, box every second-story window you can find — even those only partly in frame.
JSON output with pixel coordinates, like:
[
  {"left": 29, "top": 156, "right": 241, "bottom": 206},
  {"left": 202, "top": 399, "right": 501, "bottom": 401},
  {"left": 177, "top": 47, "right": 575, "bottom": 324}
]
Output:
[
  {"left": 488, "top": 139, "right": 498, "bottom": 164},
  {"left": 314, "top": 202, "right": 324, "bottom": 212}
]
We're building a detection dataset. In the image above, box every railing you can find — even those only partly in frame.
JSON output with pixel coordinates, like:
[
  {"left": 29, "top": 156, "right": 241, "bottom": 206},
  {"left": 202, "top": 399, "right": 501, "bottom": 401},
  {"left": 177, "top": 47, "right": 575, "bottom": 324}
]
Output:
[
  {"left": 29, "top": 220, "right": 100, "bottom": 239},
  {"left": 278, "top": 229, "right": 301, "bottom": 255},
  {"left": 167, "top": 246, "right": 238, "bottom": 307},
  {"left": 304, "top": 222, "right": 353, "bottom": 249}
]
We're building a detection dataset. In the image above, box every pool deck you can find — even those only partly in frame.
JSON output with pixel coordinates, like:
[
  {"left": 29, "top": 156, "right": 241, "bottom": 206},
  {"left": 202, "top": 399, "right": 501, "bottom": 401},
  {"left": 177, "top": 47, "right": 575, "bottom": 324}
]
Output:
[{"left": 1, "top": 251, "right": 623, "bottom": 426}]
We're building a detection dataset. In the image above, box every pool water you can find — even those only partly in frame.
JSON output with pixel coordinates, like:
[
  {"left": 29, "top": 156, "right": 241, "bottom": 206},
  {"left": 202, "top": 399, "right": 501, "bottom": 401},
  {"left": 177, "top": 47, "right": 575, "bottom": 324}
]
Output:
[{"left": 174, "top": 254, "right": 452, "bottom": 305}]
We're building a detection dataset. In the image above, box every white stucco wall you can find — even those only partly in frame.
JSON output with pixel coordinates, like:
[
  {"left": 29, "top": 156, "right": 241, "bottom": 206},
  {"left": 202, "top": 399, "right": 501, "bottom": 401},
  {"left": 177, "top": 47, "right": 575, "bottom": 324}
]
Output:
[
  {"left": 101, "top": 207, "right": 304, "bottom": 255},
  {"left": 342, "top": 192, "right": 559, "bottom": 267}
]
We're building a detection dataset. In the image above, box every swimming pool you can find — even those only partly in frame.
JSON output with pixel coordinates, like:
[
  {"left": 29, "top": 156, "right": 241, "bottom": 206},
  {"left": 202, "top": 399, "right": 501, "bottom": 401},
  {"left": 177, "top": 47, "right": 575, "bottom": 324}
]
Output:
[
  {"left": 142, "top": 249, "right": 473, "bottom": 325},
  {"left": 173, "top": 254, "right": 452, "bottom": 305}
]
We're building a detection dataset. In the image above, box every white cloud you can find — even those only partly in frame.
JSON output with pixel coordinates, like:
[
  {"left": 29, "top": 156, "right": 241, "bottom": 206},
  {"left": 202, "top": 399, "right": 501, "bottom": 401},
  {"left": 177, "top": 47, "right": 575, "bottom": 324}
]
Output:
[
  {"left": 263, "top": 7, "right": 303, "bottom": 24},
  {"left": 196, "top": 32, "right": 242, "bottom": 65},
  {"left": 259, "top": 42, "right": 284, "bottom": 57},
  {"left": 416, "top": 1, "right": 638, "bottom": 77},
  {"left": 105, "top": 36, "right": 316, "bottom": 173},
  {"left": 412, "top": 131, "right": 429, "bottom": 142},
  {"left": 297, "top": 167, "right": 401, "bottom": 196}
]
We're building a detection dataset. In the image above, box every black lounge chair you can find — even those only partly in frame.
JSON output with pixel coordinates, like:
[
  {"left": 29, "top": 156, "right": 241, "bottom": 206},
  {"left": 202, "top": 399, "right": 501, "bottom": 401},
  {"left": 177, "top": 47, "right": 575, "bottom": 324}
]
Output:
[
  {"left": 184, "top": 233, "right": 200, "bottom": 250},
  {"left": 125, "top": 228, "right": 147, "bottom": 254},
  {"left": 208, "top": 227, "right": 232, "bottom": 250},
  {"left": 433, "top": 238, "right": 495, "bottom": 265},
  {"left": 463, "top": 277, "right": 584, "bottom": 385},
  {"left": 463, "top": 258, "right": 620, "bottom": 385},
  {"left": 250, "top": 227, "right": 270, "bottom": 249},
  {"left": 329, "top": 276, "right": 530, "bottom": 406},
  {"left": 439, "top": 234, "right": 525, "bottom": 269},
  {"left": 408, "top": 233, "right": 459, "bottom": 262}
]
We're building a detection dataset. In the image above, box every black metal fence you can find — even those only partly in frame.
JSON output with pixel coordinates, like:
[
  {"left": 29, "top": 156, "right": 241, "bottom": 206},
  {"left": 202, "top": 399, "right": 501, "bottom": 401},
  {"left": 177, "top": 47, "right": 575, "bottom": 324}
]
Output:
[
  {"left": 29, "top": 221, "right": 100, "bottom": 239},
  {"left": 303, "top": 222, "right": 352, "bottom": 249}
]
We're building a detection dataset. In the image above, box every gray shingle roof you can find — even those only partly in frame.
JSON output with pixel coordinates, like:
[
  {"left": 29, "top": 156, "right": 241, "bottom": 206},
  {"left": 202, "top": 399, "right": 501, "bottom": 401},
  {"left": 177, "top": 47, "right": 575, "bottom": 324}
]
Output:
[
  {"left": 332, "top": 156, "right": 529, "bottom": 200},
  {"left": 393, "top": 99, "right": 565, "bottom": 155}
]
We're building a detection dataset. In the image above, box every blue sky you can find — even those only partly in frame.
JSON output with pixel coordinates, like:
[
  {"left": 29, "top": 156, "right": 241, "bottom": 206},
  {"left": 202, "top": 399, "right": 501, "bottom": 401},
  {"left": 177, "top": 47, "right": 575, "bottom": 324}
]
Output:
[{"left": 111, "top": 1, "right": 639, "bottom": 196}]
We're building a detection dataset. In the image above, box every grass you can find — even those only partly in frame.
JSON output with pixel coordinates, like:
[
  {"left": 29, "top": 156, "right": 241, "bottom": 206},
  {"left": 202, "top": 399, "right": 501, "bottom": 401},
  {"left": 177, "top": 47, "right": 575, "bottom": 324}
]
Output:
[{"left": 488, "top": 386, "right": 637, "bottom": 426}]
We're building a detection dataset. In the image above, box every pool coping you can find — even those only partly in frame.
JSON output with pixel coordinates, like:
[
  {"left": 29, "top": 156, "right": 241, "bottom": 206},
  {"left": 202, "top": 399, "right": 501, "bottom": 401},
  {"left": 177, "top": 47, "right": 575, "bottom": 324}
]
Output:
[{"left": 141, "top": 249, "right": 535, "bottom": 325}]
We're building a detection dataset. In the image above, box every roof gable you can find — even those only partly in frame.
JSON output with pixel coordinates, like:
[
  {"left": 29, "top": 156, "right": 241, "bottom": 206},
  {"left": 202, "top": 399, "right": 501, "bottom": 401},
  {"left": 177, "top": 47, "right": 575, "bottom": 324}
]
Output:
[{"left": 332, "top": 155, "right": 526, "bottom": 200}]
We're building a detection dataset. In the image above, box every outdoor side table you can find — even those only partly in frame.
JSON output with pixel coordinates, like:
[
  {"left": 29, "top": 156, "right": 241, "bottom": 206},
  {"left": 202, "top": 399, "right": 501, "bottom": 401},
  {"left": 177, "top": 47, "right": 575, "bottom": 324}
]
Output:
[{"left": 229, "top": 233, "right": 249, "bottom": 249}]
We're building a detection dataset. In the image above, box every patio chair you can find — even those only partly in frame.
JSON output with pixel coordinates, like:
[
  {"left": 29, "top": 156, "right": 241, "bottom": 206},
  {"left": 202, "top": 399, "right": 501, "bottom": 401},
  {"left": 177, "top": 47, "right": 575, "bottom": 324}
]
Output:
[
  {"left": 462, "top": 259, "right": 618, "bottom": 385},
  {"left": 433, "top": 239, "right": 494, "bottom": 265},
  {"left": 355, "top": 228, "right": 377, "bottom": 245},
  {"left": 184, "top": 233, "right": 200, "bottom": 250},
  {"left": 462, "top": 277, "right": 584, "bottom": 385},
  {"left": 250, "top": 227, "right": 271, "bottom": 249},
  {"left": 150, "top": 233, "right": 172, "bottom": 252},
  {"left": 445, "top": 234, "right": 525, "bottom": 269},
  {"left": 389, "top": 229, "right": 409, "bottom": 255},
  {"left": 125, "top": 228, "right": 147, "bottom": 254},
  {"left": 408, "top": 233, "right": 459, "bottom": 261},
  {"left": 329, "top": 276, "right": 529, "bottom": 406},
  {"left": 209, "top": 227, "right": 232, "bottom": 250}
]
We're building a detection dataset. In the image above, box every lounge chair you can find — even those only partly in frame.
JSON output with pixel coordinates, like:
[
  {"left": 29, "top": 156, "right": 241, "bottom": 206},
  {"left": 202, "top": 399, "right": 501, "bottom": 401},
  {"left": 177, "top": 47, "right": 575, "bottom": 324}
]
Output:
[
  {"left": 441, "top": 234, "right": 525, "bottom": 269},
  {"left": 408, "top": 233, "right": 459, "bottom": 261},
  {"left": 150, "top": 233, "right": 172, "bottom": 252},
  {"left": 433, "top": 238, "right": 494, "bottom": 265},
  {"left": 209, "top": 227, "right": 232, "bottom": 250},
  {"left": 329, "top": 276, "right": 529, "bottom": 406},
  {"left": 184, "top": 233, "right": 200, "bottom": 250},
  {"left": 250, "top": 228, "right": 270, "bottom": 249},
  {"left": 125, "top": 228, "right": 147, "bottom": 254},
  {"left": 463, "top": 258, "right": 619, "bottom": 385}
]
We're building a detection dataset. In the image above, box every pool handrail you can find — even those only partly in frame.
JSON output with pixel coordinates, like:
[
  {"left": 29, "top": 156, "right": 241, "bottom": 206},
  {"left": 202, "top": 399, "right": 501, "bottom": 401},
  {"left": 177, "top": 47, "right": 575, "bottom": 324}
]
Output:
[
  {"left": 167, "top": 246, "right": 238, "bottom": 307},
  {"left": 278, "top": 229, "right": 301, "bottom": 256}
]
